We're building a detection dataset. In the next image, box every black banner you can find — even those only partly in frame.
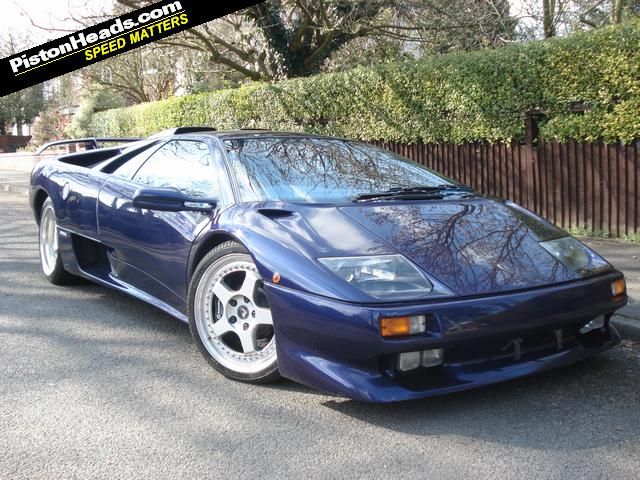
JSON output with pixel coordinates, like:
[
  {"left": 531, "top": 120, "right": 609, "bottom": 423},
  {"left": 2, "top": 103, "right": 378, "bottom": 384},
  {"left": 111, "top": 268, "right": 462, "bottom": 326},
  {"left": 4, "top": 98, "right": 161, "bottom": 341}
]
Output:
[{"left": 0, "top": 0, "right": 262, "bottom": 97}]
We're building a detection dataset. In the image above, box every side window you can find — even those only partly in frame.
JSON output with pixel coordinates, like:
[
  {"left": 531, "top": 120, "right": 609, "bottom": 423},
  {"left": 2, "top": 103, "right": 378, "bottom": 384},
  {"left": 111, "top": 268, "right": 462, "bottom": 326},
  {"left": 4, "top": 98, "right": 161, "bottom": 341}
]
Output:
[
  {"left": 132, "top": 141, "right": 218, "bottom": 197},
  {"left": 112, "top": 143, "right": 161, "bottom": 179}
]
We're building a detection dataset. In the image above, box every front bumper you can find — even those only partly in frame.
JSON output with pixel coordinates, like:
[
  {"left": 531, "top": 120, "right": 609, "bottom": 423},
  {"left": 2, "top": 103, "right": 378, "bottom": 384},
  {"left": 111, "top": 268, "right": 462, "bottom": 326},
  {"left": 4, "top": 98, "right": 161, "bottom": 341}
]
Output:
[{"left": 267, "top": 271, "right": 626, "bottom": 402}]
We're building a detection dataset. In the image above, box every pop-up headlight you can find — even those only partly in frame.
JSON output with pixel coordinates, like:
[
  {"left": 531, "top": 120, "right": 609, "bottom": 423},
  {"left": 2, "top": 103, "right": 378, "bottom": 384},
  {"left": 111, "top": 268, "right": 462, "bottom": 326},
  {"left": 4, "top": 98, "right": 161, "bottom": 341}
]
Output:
[{"left": 318, "top": 255, "right": 454, "bottom": 299}]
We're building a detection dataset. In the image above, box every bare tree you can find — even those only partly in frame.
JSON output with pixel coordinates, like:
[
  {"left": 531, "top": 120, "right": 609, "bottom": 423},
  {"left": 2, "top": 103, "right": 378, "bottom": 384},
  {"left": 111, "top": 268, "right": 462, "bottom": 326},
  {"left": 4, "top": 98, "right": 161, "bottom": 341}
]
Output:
[
  {"left": 18, "top": 0, "right": 518, "bottom": 87},
  {"left": 83, "top": 46, "right": 179, "bottom": 104},
  {"left": 126, "top": 0, "right": 424, "bottom": 80},
  {"left": 411, "top": 0, "right": 516, "bottom": 53},
  {"left": 0, "top": 33, "right": 45, "bottom": 135},
  {"left": 42, "top": 0, "right": 514, "bottom": 81},
  {"left": 517, "top": 0, "right": 639, "bottom": 38}
]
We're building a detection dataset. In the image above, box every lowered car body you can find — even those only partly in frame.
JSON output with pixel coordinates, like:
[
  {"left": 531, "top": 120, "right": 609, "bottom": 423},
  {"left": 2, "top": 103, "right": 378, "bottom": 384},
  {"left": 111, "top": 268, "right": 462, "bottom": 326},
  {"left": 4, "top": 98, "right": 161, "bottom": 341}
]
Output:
[{"left": 30, "top": 130, "right": 627, "bottom": 402}]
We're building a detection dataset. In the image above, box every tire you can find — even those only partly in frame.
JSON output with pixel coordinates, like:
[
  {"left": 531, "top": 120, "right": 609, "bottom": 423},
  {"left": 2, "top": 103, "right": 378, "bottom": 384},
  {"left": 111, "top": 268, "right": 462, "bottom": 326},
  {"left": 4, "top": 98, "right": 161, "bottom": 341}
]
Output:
[
  {"left": 39, "top": 198, "right": 74, "bottom": 285},
  {"left": 188, "top": 241, "right": 280, "bottom": 383}
]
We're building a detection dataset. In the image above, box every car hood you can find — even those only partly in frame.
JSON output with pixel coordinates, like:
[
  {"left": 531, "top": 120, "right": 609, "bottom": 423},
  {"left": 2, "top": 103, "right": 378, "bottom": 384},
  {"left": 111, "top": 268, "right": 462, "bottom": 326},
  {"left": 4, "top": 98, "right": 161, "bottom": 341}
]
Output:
[{"left": 338, "top": 199, "right": 580, "bottom": 296}]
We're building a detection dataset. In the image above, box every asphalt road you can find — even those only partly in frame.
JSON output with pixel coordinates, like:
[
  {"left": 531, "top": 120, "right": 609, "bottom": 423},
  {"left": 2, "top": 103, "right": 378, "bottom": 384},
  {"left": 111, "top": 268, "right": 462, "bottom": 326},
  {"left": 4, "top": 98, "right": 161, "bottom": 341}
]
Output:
[{"left": 1, "top": 190, "right": 639, "bottom": 480}]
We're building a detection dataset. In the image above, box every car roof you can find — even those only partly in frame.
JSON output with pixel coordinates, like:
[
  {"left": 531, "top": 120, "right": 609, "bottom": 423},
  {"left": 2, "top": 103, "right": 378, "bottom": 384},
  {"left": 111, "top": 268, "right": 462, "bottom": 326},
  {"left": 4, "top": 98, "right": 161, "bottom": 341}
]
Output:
[
  {"left": 219, "top": 130, "right": 339, "bottom": 141},
  {"left": 159, "top": 129, "right": 344, "bottom": 142}
]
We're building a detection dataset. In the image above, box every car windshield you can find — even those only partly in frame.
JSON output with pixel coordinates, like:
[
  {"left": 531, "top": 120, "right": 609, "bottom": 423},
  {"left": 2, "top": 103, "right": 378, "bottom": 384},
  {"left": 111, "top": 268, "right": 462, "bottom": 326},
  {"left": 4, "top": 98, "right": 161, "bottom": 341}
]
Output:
[{"left": 223, "top": 137, "right": 456, "bottom": 203}]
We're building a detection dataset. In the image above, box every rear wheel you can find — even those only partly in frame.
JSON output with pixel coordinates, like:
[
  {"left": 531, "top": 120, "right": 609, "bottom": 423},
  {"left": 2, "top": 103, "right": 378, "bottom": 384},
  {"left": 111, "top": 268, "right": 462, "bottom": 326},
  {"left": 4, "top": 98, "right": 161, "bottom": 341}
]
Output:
[
  {"left": 188, "top": 241, "right": 280, "bottom": 383},
  {"left": 39, "top": 198, "right": 73, "bottom": 285}
]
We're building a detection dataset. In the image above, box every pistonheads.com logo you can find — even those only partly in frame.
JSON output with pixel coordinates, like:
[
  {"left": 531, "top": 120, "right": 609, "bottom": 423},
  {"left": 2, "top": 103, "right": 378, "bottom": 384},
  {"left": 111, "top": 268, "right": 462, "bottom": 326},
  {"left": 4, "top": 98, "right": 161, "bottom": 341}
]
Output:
[
  {"left": 0, "top": 0, "right": 262, "bottom": 97},
  {"left": 9, "top": 1, "right": 185, "bottom": 75}
]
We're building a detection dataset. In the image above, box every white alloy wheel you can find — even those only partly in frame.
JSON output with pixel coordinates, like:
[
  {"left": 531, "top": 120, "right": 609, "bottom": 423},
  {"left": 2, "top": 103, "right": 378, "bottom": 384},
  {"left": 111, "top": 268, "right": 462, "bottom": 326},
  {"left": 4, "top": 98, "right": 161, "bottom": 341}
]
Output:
[{"left": 193, "top": 252, "right": 277, "bottom": 377}]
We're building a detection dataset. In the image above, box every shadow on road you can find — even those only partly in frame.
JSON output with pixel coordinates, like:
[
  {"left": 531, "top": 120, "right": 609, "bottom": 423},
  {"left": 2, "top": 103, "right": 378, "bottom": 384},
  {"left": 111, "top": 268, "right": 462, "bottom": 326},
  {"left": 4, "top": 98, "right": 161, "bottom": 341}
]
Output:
[{"left": 321, "top": 351, "right": 639, "bottom": 452}]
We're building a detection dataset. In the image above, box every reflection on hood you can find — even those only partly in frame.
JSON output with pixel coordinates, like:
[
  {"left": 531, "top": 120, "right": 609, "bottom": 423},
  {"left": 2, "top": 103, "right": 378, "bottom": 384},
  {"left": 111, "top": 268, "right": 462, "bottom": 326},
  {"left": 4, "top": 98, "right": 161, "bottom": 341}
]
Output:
[{"left": 340, "top": 199, "right": 579, "bottom": 296}]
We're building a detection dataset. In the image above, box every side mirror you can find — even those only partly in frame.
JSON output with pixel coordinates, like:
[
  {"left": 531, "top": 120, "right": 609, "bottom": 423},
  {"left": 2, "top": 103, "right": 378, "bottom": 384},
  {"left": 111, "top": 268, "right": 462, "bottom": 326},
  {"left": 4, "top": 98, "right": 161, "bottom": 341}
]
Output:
[{"left": 132, "top": 187, "right": 218, "bottom": 213}]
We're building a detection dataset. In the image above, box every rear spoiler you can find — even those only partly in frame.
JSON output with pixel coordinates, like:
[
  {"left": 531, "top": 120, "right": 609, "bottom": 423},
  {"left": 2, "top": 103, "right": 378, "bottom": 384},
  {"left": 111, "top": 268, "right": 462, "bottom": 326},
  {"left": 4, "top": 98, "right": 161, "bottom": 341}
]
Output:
[
  {"left": 149, "top": 127, "right": 217, "bottom": 138},
  {"left": 36, "top": 137, "right": 142, "bottom": 155}
]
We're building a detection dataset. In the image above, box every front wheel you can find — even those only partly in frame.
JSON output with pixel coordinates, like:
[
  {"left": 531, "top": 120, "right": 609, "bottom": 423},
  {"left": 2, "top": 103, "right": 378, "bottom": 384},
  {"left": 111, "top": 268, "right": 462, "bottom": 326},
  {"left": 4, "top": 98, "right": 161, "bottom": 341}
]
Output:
[{"left": 188, "top": 241, "right": 280, "bottom": 383}]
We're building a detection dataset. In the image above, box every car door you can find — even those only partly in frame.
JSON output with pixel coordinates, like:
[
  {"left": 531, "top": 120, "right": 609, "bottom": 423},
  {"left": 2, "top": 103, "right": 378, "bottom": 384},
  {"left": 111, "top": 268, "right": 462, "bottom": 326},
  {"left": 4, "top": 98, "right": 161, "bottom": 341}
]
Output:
[
  {"left": 54, "top": 167, "right": 109, "bottom": 240},
  {"left": 97, "top": 139, "right": 227, "bottom": 309}
]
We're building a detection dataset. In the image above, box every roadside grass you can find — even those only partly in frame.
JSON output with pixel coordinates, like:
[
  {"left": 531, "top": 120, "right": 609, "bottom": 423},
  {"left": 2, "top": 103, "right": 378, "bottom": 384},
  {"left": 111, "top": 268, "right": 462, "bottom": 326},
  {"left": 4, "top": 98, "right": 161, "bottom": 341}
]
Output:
[{"left": 568, "top": 226, "right": 640, "bottom": 243}]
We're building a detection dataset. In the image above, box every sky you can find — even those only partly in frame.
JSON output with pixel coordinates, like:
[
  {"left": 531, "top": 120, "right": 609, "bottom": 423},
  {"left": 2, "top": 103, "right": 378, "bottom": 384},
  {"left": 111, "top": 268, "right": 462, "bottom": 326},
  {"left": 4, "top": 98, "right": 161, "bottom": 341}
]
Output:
[{"left": 1, "top": 0, "right": 108, "bottom": 46}]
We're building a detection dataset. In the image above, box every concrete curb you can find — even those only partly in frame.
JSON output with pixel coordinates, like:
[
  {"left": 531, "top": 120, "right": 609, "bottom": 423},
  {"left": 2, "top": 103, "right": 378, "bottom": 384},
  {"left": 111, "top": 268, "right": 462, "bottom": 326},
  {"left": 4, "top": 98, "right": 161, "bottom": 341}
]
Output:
[{"left": 611, "top": 315, "right": 640, "bottom": 342}]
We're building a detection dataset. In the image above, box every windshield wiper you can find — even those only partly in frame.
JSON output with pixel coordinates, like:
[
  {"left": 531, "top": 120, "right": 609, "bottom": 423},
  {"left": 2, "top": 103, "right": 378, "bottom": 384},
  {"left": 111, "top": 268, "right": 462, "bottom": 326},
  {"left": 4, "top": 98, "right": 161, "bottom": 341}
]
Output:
[
  {"left": 391, "top": 184, "right": 473, "bottom": 193},
  {"left": 353, "top": 191, "right": 445, "bottom": 202},
  {"left": 353, "top": 184, "right": 474, "bottom": 202}
]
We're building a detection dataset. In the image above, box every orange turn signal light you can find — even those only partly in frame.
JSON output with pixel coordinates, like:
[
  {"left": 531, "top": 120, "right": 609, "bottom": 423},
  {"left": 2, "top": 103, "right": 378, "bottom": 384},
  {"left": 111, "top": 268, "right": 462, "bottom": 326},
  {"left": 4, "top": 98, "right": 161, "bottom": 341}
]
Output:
[
  {"left": 380, "top": 315, "right": 426, "bottom": 337},
  {"left": 381, "top": 317, "right": 411, "bottom": 337},
  {"left": 612, "top": 278, "right": 626, "bottom": 297}
]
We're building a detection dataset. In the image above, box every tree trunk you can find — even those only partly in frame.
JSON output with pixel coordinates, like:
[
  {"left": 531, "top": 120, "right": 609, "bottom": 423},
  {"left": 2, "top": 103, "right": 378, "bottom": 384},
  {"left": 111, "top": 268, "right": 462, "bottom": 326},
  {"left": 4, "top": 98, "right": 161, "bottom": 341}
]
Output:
[
  {"left": 543, "top": 0, "right": 556, "bottom": 38},
  {"left": 610, "top": 0, "right": 625, "bottom": 24},
  {"left": 15, "top": 121, "right": 23, "bottom": 136}
]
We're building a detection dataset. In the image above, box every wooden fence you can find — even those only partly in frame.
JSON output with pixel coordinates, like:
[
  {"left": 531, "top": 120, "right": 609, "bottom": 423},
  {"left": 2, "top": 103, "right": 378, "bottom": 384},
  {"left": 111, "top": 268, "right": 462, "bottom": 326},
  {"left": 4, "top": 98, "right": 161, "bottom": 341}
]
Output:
[
  {"left": 371, "top": 139, "right": 639, "bottom": 238},
  {"left": 0, "top": 135, "right": 31, "bottom": 153}
]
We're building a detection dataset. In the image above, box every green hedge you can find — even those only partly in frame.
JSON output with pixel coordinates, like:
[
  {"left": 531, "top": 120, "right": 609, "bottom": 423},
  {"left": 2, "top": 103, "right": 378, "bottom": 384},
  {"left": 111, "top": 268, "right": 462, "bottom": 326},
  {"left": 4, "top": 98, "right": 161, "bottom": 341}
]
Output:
[{"left": 90, "top": 22, "right": 640, "bottom": 144}]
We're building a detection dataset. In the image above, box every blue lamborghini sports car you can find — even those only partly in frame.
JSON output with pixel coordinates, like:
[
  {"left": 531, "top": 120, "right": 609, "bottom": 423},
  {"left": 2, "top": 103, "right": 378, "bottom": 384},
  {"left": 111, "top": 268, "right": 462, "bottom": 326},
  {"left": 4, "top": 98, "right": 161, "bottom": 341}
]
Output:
[{"left": 30, "top": 128, "right": 628, "bottom": 402}]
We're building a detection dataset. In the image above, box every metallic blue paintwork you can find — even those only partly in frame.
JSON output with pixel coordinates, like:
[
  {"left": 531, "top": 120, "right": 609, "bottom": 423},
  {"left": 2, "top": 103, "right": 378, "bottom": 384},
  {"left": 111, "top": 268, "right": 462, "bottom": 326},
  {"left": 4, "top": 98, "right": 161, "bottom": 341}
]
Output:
[
  {"left": 340, "top": 200, "right": 579, "bottom": 296},
  {"left": 46, "top": 165, "right": 107, "bottom": 240},
  {"left": 98, "top": 176, "right": 210, "bottom": 304},
  {"left": 267, "top": 271, "right": 624, "bottom": 402},
  {"left": 29, "top": 132, "right": 627, "bottom": 402}
]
